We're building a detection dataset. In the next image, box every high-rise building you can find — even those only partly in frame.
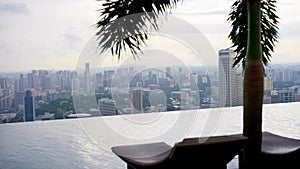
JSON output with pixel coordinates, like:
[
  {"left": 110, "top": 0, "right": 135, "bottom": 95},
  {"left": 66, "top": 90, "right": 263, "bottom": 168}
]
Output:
[
  {"left": 264, "top": 77, "right": 273, "bottom": 91},
  {"left": 0, "top": 79, "right": 13, "bottom": 110},
  {"left": 14, "top": 91, "right": 26, "bottom": 111},
  {"left": 271, "top": 89, "right": 295, "bottom": 103},
  {"left": 43, "top": 75, "right": 53, "bottom": 90},
  {"left": 84, "top": 63, "right": 91, "bottom": 93},
  {"left": 263, "top": 77, "right": 273, "bottom": 104},
  {"left": 130, "top": 88, "right": 143, "bottom": 113},
  {"left": 130, "top": 73, "right": 143, "bottom": 88},
  {"left": 24, "top": 90, "right": 35, "bottom": 122},
  {"left": 103, "top": 70, "right": 115, "bottom": 88},
  {"left": 95, "top": 73, "right": 103, "bottom": 85},
  {"left": 18, "top": 74, "right": 25, "bottom": 91},
  {"left": 98, "top": 98, "right": 117, "bottom": 116},
  {"left": 166, "top": 67, "right": 172, "bottom": 78},
  {"left": 177, "top": 67, "right": 185, "bottom": 86},
  {"left": 158, "top": 77, "right": 171, "bottom": 89},
  {"left": 0, "top": 78, "right": 9, "bottom": 89},
  {"left": 218, "top": 49, "right": 243, "bottom": 107},
  {"left": 27, "top": 73, "right": 34, "bottom": 88}
]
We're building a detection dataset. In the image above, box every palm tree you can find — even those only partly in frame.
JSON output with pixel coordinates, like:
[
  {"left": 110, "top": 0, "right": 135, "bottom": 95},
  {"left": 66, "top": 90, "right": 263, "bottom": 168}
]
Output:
[
  {"left": 228, "top": 0, "right": 279, "bottom": 167},
  {"left": 96, "top": 0, "right": 279, "bottom": 168}
]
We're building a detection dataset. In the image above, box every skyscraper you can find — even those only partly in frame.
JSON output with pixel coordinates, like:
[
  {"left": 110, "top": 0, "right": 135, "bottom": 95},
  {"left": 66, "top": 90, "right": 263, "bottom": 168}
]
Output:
[
  {"left": 14, "top": 91, "right": 25, "bottom": 111},
  {"left": 218, "top": 49, "right": 243, "bottom": 107},
  {"left": 84, "top": 63, "right": 91, "bottom": 93},
  {"left": 166, "top": 67, "right": 172, "bottom": 78},
  {"left": 95, "top": 73, "right": 103, "bottom": 85},
  {"left": 24, "top": 90, "right": 35, "bottom": 122},
  {"left": 103, "top": 70, "right": 115, "bottom": 88},
  {"left": 18, "top": 74, "right": 24, "bottom": 91},
  {"left": 27, "top": 73, "right": 34, "bottom": 88},
  {"left": 130, "top": 88, "right": 143, "bottom": 113}
]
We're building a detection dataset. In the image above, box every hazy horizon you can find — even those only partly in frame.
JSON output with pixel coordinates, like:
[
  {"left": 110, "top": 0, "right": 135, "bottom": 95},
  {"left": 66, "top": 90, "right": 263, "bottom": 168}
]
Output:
[{"left": 1, "top": 0, "right": 299, "bottom": 72}]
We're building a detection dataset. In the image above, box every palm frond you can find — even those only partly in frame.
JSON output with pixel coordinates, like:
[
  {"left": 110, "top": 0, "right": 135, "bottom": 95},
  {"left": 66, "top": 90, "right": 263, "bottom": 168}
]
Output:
[
  {"left": 96, "top": 0, "right": 181, "bottom": 59},
  {"left": 228, "top": 0, "right": 279, "bottom": 69}
]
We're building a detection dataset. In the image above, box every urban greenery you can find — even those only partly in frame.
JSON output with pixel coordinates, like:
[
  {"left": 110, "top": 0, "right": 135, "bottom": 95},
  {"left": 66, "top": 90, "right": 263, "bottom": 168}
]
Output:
[{"left": 36, "top": 98, "right": 74, "bottom": 119}]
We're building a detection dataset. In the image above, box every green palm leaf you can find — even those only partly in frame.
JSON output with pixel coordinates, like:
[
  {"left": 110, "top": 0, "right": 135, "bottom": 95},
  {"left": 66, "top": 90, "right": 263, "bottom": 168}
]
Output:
[
  {"left": 95, "top": 0, "right": 181, "bottom": 59},
  {"left": 228, "top": 0, "right": 279, "bottom": 69}
]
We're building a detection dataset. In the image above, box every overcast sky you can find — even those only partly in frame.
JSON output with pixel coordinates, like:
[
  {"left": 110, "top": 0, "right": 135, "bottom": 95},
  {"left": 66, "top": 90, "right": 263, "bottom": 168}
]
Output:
[{"left": 0, "top": 0, "right": 299, "bottom": 72}]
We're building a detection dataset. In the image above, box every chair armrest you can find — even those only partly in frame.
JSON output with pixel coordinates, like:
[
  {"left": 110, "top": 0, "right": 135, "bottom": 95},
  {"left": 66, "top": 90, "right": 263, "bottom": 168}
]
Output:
[
  {"left": 262, "top": 132, "right": 300, "bottom": 155},
  {"left": 111, "top": 142, "right": 172, "bottom": 166}
]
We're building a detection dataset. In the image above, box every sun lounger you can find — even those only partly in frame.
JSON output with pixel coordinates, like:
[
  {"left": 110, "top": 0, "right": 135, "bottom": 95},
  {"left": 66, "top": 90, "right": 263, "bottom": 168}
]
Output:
[
  {"left": 112, "top": 135, "right": 248, "bottom": 169},
  {"left": 261, "top": 132, "right": 300, "bottom": 168}
]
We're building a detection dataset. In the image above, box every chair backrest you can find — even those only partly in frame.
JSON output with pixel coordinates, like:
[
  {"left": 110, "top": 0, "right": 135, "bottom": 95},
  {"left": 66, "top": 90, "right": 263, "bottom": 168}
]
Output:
[{"left": 168, "top": 135, "right": 248, "bottom": 166}]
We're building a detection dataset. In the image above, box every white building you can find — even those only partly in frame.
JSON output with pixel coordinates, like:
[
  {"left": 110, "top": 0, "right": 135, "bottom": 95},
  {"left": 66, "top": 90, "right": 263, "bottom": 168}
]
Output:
[
  {"left": 98, "top": 98, "right": 117, "bottom": 116},
  {"left": 218, "top": 49, "right": 243, "bottom": 107}
]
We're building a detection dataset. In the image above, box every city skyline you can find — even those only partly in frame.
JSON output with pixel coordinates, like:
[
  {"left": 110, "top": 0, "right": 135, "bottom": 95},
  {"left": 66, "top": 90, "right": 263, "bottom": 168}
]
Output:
[
  {"left": 1, "top": 61, "right": 300, "bottom": 123},
  {"left": 0, "top": 0, "right": 300, "bottom": 72}
]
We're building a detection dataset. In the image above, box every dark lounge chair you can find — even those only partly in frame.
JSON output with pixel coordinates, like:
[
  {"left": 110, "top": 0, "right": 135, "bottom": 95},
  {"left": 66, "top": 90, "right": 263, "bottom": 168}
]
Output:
[
  {"left": 111, "top": 135, "right": 248, "bottom": 169},
  {"left": 261, "top": 131, "right": 300, "bottom": 168}
]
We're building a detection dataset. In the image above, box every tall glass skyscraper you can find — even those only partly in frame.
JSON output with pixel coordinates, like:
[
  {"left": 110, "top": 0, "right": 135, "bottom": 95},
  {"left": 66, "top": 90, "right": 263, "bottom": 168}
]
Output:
[
  {"left": 218, "top": 49, "right": 243, "bottom": 107},
  {"left": 24, "top": 90, "right": 35, "bottom": 122}
]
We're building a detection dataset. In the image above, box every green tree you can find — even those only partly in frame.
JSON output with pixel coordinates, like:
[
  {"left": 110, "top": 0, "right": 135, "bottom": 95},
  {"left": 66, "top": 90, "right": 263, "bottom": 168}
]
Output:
[
  {"left": 96, "top": 93, "right": 112, "bottom": 100},
  {"left": 96, "top": 0, "right": 279, "bottom": 167},
  {"left": 10, "top": 113, "right": 23, "bottom": 123},
  {"left": 54, "top": 110, "right": 65, "bottom": 119},
  {"left": 36, "top": 103, "right": 57, "bottom": 115},
  {"left": 36, "top": 98, "right": 74, "bottom": 118}
]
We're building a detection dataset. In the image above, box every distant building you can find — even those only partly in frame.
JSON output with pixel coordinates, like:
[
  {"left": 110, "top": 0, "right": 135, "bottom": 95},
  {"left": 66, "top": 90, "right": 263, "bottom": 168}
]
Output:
[
  {"left": 84, "top": 63, "right": 91, "bottom": 93},
  {"left": 278, "top": 89, "right": 295, "bottom": 103},
  {"left": 171, "top": 91, "right": 181, "bottom": 100},
  {"left": 24, "top": 90, "right": 35, "bottom": 122},
  {"left": 166, "top": 67, "right": 172, "bottom": 78},
  {"left": 294, "top": 87, "right": 300, "bottom": 102},
  {"left": 158, "top": 77, "right": 171, "bottom": 89},
  {"left": 14, "top": 91, "right": 26, "bottom": 111},
  {"left": 103, "top": 70, "right": 115, "bottom": 87},
  {"left": 190, "top": 73, "right": 198, "bottom": 87},
  {"left": 176, "top": 67, "right": 183, "bottom": 86},
  {"left": 0, "top": 94, "right": 13, "bottom": 110},
  {"left": 130, "top": 73, "right": 143, "bottom": 88},
  {"left": 271, "top": 89, "right": 295, "bottom": 103},
  {"left": 0, "top": 81, "right": 13, "bottom": 110},
  {"left": 98, "top": 98, "right": 117, "bottom": 116},
  {"left": 148, "top": 84, "right": 160, "bottom": 90},
  {"left": 18, "top": 74, "right": 25, "bottom": 91},
  {"left": 263, "top": 77, "right": 273, "bottom": 104},
  {"left": 264, "top": 77, "right": 273, "bottom": 91},
  {"left": 0, "top": 78, "right": 10, "bottom": 89},
  {"left": 130, "top": 88, "right": 143, "bottom": 113},
  {"left": 95, "top": 73, "right": 103, "bottom": 85},
  {"left": 218, "top": 49, "right": 243, "bottom": 107}
]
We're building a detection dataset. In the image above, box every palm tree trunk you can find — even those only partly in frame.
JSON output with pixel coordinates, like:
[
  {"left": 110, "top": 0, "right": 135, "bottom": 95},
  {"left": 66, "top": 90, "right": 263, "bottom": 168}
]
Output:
[{"left": 242, "top": 0, "right": 263, "bottom": 168}]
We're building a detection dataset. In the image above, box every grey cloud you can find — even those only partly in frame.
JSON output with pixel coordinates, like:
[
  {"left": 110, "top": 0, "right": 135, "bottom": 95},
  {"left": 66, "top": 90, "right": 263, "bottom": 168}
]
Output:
[
  {"left": 0, "top": 2, "right": 29, "bottom": 15},
  {"left": 278, "top": 2, "right": 293, "bottom": 6},
  {"left": 63, "top": 33, "right": 82, "bottom": 48},
  {"left": 194, "top": 23, "right": 230, "bottom": 34},
  {"left": 280, "top": 22, "right": 300, "bottom": 38},
  {"left": 174, "top": 10, "right": 229, "bottom": 16}
]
